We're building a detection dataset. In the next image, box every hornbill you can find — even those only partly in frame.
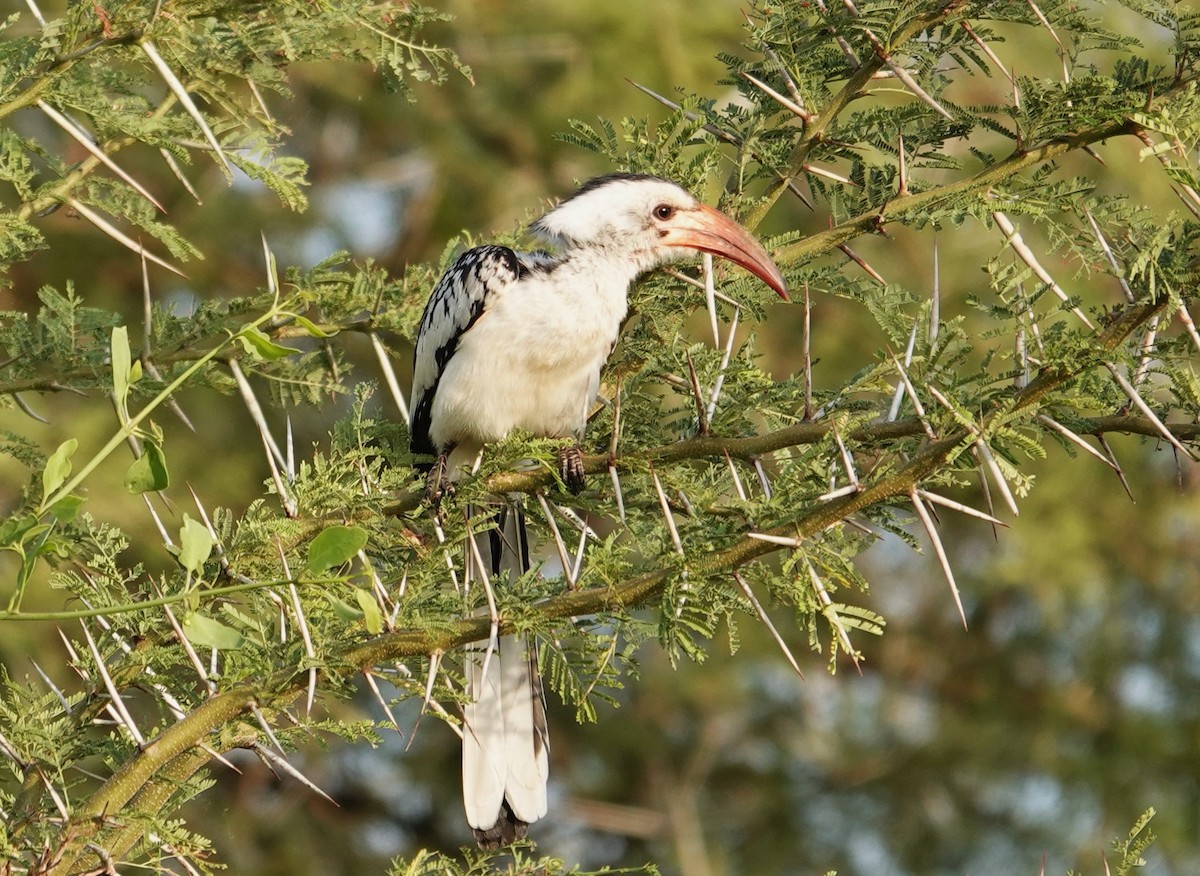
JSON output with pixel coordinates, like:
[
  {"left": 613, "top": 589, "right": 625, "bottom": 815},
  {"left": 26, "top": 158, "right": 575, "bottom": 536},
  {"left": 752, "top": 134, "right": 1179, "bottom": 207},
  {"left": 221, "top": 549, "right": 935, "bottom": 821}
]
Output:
[{"left": 409, "top": 173, "right": 786, "bottom": 847}]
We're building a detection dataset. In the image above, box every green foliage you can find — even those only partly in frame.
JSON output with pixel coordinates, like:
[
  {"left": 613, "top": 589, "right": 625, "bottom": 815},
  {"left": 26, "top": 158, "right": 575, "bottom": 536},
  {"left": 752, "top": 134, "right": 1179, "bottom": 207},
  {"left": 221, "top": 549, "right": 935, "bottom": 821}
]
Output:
[{"left": 0, "top": 1, "right": 1197, "bottom": 874}]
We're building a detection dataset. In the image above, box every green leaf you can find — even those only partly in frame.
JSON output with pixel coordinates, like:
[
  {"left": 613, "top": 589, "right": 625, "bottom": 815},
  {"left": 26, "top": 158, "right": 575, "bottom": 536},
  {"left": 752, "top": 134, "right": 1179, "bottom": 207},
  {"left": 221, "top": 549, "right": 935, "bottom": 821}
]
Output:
[
  {"left": 181, "top": 612, "right": 245, "bottom": 650},
  {"left": 354, "top": 587, "right": 383, "bottom": 634},
  {"left": 47, "top": 494, "right": 85, "bottom": 523},
  {"left": 178, "top": 514, "right": 213, "bottom": 575},
  {"left": 237, "top": 326, "right": 300, "bottom": 361},
  {"left": 306, "top": 525, "right": 367, "bottom": 573},
  {"left": 124, "top": 440, "right": 170, "bottom": 494},
  {"left": 291, "top": 314, "right": 333, "bottom": 338},
  {"left": 323, "top": 593, "right": 363, "bottom": 622},
  {"left": 42, "top": 438, "right": 78, "bottom": 501},
  {"left": 111, "top": 325, "right": 132, "bottom": 404}
]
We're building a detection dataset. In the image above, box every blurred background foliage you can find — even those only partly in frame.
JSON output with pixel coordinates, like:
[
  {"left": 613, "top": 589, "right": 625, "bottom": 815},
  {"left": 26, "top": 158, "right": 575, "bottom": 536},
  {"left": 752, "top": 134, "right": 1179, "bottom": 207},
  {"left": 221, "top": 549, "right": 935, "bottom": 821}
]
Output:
[{"left": 0, "top": 1, "right": 1198, "bottom": 875}]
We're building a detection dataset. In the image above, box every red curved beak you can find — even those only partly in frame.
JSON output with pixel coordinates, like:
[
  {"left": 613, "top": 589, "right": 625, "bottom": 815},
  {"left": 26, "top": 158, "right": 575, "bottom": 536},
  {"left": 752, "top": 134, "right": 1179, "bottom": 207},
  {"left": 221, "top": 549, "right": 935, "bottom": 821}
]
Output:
[{"left": 661, "top": 204, "right": 789, "bottom": 300}]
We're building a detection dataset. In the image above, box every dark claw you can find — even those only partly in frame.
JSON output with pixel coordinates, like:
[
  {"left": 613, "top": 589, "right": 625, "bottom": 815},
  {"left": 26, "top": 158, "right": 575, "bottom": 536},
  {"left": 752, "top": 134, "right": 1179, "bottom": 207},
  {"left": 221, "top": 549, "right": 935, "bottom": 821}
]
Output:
[
  {"left": 558, "top": 444, "right": 586, "bottom": 494},
  {"left": 423, "top": 454, "right": 453, "bottom": 508}
]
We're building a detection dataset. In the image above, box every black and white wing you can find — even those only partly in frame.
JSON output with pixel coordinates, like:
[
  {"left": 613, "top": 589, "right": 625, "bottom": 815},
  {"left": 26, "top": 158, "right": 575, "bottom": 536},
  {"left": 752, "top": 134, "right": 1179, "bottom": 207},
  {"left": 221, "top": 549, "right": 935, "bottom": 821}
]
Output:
[{"left": 409, "top": 245, "right": 528, "bottom": 462}]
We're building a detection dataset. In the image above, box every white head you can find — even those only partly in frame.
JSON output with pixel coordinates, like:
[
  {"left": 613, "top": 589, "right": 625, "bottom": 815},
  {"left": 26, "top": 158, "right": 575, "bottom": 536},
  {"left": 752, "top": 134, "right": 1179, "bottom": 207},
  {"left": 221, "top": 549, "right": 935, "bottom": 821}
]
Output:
[{"left": 530, "top": 174, "right": 787, "bottom": 298}]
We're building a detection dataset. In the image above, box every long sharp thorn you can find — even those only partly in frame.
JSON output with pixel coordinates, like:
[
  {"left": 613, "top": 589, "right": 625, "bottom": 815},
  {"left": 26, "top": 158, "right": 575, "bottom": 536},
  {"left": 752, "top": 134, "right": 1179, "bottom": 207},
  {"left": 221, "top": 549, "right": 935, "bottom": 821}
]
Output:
[
  {"left": 1098, "top": 436, "right": 1135, "bottom": 501},
  {"left": 707, "top": 306, "right": 740, "bottom": 422},
  {"left": 748, "top": 531, "right": 803, "bottom": 548},
  {"left": 930, "top": 235, "right": 941, "bottom": 342},
  {"left": 251, "top": 742, "right": 337, "bottom": 804},
  {"left": 806, "top": 559, "right": 857, "bottom": 664},
  {"left": 0, "top": 730, "right": 25, "bottom": 768},
  {"left": 993, "top": 211, "right": 1094, "bottom": 329},
  {"left": 285, "top": 415, "right": 295, "bottom": 483},
  {"left": 39, "top": 769, "right": 71, "bottom": 820},
  {"left": 80, "top": 622, "right": 145, "bottom": 745},
  {"left": 142, "top": 494, "right": 171, "bottom": 544},
  {"left": 1084, "top": 210, "right": 1136, "bottom": 303},
  {"left": 1037, "top": 415, "right": 1119, "bottom": 471},
  {"left": 897, "top": 129, "right": 908, "bottom": 196},
  {"left": 431, "top": 517, "right": 461, "bottom": 594},
  {"left": 627, "top": 80, "right": 741, "bottom": 145},
  {"left": 832, "top": 424, "right": 859, "bottom": 487},
  {"left": 38, "top": 100, "right": 164, "bottom": 212},
  {"left": 786, "top": 178, "right": 816, "bottom": 211},
  {"left": 249, "top": 702, "right": 287, "bottom": 756},
  {"left": 67, "top": 198, "right": 184, "bottom": 276},
  {"left": 961, "top": 21, "right": 1014, "bottom": 84},
  {"left": 23, "top": 0, "right": 46, "bottom": 26},
  {"left": 228, "top": 360, "right": 285, "bottom": 468},
  {"left": 30, "top": 660, "right": 72, "bottom": 714},
  {"left": 817, "top": 484, "right": 859, "bottom": 501},
  {"left": 888, "top": 323, "right": 919, "bottom": 422},
  {"left": 703, "top": 252, "right": 720, "bottom": 348},
  {"left": 650, "top": 465, "right": 684, "bottom": 557},
  {"left": 1132, "top": 316, "right": 1160, "bottom": 389},
  {"left": 766, "top": 47, "right": 804, "bottom": 107},
  {"left": 917, "top": 490, "right": 1008, "bottom": 527},
  {"left": 570, "top": 515, "right": 589, "bottom": 583},
  {"left": 536, "top": 492, "right": 576, "bottom": 588},
  {"left": 464, "top": 515, "right": 500, "bottom": 680},
  {"left": 160, "top": 148, "right": 203, "bottom": 204},
  {"left": 370, "top": 332, "right": 411, "bottom": 425},
  {"left": 608, "top": 466, "right": 627, "bottom": 523},
  {"left": 685, "top": 348, "right": 709, "bottom": 436},
  {"left": 12, "top": 393, "right": 48, "bottom": 424},
  {"left": 804, "top": 163, "right": 858, "bottom": 187},
  {"left": 803, "top": 284, "right": 813, "bottom": 420},
  {"left": 753, "top": 458, "right": 773, "bottom": 499},
  {"left": 891, "top": 352, "right": 936, "bottom": 438},
  {"left": 1105, "top": 362, "right": 1195, "bottom": 459},
  {"left": 911, "top": 489, "right": 968, "bottom": 629},
  {"left": 724, "top": 451, "right": 748, "bottom": 502},
  {"left": 738, "top": 70, "right": 810, "bottom": 120},
  {"left": 1176, "top": 305, "right": 1200, "bottom": 356},
  {"left": 733, "top": 571, "right": 804, "bottom": 679},
  {"left": 976, "top": 440, "right": 1020, "bottom": 517},
  {"left": 140, "top": 40, "right": 233, "bottom": 177},
  {"left": 364, "top": 671, "right": 404, "bottom": 738},
  {"left": 276, "top": 538, "right": 316, "bottom": 714}
]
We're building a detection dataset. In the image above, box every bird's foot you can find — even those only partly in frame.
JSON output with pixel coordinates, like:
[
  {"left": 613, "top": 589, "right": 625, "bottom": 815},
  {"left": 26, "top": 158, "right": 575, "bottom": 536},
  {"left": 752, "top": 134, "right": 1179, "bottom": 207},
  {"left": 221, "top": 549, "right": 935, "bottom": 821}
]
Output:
[
  {"left": 422, "top": 454, "right": 454, "bottom": 509},
  {"left": 557, "top": 444, "right": 586, "bottom": 494}
]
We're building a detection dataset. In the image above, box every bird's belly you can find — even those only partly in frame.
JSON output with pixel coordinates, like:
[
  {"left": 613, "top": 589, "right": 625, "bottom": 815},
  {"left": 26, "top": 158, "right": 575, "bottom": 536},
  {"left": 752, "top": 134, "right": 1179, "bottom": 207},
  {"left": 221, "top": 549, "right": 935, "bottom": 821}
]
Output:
[{"left": 428, "top": 320, "right": 607, "bottom": 448}]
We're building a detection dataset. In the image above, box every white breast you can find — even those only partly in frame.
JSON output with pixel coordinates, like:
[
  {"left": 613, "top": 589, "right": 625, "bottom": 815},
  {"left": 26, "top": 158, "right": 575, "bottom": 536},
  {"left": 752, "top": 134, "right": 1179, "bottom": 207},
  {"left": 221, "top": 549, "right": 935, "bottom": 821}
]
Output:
[{"left": 428, "top": 253, "right": 635, "bottom": 457}]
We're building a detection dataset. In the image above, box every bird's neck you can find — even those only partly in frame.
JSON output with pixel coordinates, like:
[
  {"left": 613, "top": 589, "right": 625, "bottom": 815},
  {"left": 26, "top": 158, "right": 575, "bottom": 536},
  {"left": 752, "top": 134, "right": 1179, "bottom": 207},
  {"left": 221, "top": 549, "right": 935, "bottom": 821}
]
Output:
[{"left": 552, "top": 243, "right": 663, "bottom": 309}]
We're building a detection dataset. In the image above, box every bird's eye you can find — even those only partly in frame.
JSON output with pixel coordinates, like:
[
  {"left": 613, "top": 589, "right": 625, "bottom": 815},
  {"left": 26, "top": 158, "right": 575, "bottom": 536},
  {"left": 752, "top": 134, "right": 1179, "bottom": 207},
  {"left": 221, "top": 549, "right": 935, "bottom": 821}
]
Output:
[{"left": 653, "top": 203, "right": 675, "bottom": 221}]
